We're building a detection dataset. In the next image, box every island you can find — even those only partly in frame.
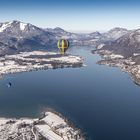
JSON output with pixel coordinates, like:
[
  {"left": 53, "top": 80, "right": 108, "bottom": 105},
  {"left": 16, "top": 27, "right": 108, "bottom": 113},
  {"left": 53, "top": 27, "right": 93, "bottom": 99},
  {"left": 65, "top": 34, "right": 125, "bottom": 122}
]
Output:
[
  {"left": 0, "top": 110, "right": 84, "bottom": 140},
  {"left": 0, "top": 51, "right": 83, "bottom": 78}
]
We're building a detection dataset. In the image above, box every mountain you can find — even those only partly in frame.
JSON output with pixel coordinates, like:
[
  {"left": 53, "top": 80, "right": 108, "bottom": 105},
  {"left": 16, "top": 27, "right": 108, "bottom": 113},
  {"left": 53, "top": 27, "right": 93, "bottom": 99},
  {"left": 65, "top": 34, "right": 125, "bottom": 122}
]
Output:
[
  {"left": 45, "top": 27, "right": 103, "bottom": 45},
  {"left": 0, "top": 20, "right": 57, "bottom": 55},
  {"left": 94, "top": 29, "right": 140, "bottom": 86},
  {"left": 102, "top": 27, "right": 130, "bottom": 41},
  {"left": 0, "top": 20, "right": 131, "bottom": 56},
  {"left": 74, "top": 28, "right": 129, "bottom": 46},
  {"left": 0, "top": 42, "right": 17, "bottom": 56},
  {"left": 100, "top": 29, "right": 140, "bottom": 57},
  {"left": 45, "top": 27, "right": 79, "bottom": 39},
  {"left": 45, "top": 27, "right": 129, "bottom": 46},
  {"left": 45, "top": 27, "right": 66, "bottom": 34}
]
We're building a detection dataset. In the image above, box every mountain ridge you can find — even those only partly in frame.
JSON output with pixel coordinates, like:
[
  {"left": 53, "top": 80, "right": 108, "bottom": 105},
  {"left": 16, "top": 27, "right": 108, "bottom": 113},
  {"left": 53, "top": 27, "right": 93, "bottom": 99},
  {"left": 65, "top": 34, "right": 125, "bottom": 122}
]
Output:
[{"left": 0, "top": 20, "right": 130, "bottom": 56}]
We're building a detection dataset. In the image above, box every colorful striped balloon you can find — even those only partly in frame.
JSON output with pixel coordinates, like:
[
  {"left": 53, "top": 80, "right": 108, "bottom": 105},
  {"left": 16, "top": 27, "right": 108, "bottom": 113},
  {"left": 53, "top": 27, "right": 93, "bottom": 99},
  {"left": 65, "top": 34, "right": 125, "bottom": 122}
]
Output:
[{"left": 57, "top": 39, "right": 69, "bottom": 55}]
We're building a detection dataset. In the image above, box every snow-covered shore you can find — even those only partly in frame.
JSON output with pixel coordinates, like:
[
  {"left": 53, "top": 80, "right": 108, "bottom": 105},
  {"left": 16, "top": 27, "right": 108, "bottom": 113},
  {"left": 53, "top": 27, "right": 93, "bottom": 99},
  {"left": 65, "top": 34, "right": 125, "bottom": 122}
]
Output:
[
  {"left": 93, "top": 49, "right": 140, "bottom": 86},
  {"left": 0, "top": 111, "right": 84, "bottom": 140},
  {"left": 0, "top": 51, "right": 83, "bottom": 78}
]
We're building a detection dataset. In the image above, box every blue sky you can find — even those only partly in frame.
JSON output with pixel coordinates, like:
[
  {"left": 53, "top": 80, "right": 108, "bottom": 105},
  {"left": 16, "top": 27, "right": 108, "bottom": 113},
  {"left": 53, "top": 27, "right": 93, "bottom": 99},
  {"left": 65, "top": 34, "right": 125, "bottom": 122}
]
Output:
[{"left": 0, "top": 0, "right": 140, "bottom": 32}]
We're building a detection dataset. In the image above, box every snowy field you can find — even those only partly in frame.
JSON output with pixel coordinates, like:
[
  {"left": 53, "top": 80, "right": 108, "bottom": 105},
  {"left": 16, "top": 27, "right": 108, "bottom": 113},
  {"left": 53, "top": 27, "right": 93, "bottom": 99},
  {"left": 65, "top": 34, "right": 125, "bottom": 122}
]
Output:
[
  {"left": 0, "top": 111, "right": 84, "bottom": 140},
  {"left": 0, "top": 51, "right": 83, "bottom": 77}
]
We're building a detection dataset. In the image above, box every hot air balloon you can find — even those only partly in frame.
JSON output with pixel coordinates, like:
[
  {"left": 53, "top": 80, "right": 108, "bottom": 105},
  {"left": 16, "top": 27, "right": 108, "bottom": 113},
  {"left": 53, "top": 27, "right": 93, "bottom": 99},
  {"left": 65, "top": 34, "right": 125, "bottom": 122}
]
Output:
[{"left": 57, "top": 39, "right": 69, "bottom": 55}]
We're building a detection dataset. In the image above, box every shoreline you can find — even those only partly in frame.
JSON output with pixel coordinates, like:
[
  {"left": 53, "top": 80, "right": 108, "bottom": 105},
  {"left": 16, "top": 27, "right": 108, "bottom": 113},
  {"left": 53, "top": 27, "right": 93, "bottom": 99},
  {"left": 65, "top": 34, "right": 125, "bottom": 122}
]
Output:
[
  {"left": 0, "top": 50, "right": 85, "bottom": 140},
  {"left": 0, "top": 108, "right": 85, "bottom": 140},
  {"left": 92, "top": 49, "right": 140, "bottom": 86},
  {"left": 0, "top": 50, "right": 83, "bottom": 79}
]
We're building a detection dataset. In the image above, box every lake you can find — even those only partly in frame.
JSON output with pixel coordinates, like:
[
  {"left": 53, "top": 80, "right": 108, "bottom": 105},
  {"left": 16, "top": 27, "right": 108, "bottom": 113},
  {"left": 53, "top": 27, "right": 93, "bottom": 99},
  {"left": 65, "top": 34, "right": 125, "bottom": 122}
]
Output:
[{"left": 0, "top": 47, "right": 140, "bottom": 140}]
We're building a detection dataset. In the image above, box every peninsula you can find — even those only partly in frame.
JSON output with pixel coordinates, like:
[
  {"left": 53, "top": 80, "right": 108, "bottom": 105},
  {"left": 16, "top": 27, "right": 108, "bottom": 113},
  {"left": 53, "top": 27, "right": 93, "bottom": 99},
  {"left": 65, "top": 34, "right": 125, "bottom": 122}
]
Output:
[
  {"left": 93, "top": 29, "right": 140, "bottom": 85},
  {"left": 0, "top": 111, "right": 84, "bottom": 140},
  {"left": 0, "top": 51, "right": 83, "bottom": 78}
]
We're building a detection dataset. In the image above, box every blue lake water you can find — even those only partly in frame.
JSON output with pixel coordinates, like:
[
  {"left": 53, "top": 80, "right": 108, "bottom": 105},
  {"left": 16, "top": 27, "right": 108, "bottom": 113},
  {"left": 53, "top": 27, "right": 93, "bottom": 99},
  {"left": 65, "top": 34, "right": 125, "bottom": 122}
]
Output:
[{"left": 0, "top": 47, "right": 140, "bottom": 140}]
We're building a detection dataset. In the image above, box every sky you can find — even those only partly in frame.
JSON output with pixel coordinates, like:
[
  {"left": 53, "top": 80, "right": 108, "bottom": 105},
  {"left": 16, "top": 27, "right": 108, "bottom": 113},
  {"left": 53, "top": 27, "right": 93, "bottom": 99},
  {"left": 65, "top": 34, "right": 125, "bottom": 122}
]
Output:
[{"left": 0, "top": 0, "right": 140, "bottom": 32}]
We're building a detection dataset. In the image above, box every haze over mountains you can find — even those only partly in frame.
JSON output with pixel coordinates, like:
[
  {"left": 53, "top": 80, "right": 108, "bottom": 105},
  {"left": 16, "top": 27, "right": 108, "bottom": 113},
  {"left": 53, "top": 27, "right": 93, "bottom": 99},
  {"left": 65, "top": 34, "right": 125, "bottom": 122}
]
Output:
[{"left": 0, "top": 20, "right": 137, "bottom": 56}]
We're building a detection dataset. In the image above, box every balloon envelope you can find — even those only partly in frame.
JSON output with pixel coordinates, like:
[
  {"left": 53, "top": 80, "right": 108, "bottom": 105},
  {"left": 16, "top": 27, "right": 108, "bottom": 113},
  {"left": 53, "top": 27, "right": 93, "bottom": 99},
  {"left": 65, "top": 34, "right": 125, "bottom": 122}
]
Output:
[{"left": 57, "top": 39, "right": 69, "bottom": 54}]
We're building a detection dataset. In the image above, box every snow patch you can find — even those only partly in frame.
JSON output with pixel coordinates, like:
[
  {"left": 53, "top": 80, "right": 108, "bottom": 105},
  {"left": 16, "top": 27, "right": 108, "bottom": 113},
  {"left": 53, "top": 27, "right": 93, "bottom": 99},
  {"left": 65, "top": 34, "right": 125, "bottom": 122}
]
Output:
[
  {"left": 0, "top": 22, "right": 12, "bottom": 32},
  {"left": 110, "top": 54, "right": 124, "bottom": 59},
  {"left": 133, "top": 53, "right": 140, "bottom": 56},
  {"left": 20, "top": 22, "right": 27, "bottom": 30},
  {"left": 97, "top": 44, "right": 105, "bottom": 49}
]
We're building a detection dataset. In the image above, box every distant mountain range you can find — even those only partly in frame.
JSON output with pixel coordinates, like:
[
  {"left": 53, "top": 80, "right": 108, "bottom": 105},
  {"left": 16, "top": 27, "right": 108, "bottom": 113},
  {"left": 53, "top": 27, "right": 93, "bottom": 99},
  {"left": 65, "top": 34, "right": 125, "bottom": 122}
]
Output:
[
  {"left": 99, "top": 29, "right": 140, "bottom": 58},
  {"left": 45, "top": 26, "right": 130, "bottom": 46},
  {"left": 0, "top": 20, "right": 132, "bottom": 56}
]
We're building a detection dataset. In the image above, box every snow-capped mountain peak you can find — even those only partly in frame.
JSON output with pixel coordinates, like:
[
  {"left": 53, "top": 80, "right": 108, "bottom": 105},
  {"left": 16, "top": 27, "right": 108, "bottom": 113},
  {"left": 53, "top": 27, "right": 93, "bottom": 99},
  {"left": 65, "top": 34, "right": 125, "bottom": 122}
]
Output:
[
  {"left": 0, "top": 20, "right": 57, "bottom": 56},
  {"left": 0, "top": 20, "right": 28, "bottom": 32},
  {"left": 0, "top": 21, "right": 12, "bottom": 32}
]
